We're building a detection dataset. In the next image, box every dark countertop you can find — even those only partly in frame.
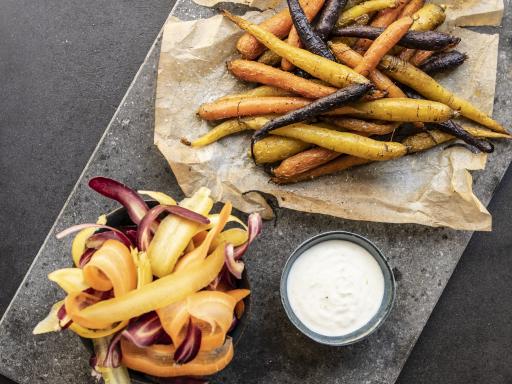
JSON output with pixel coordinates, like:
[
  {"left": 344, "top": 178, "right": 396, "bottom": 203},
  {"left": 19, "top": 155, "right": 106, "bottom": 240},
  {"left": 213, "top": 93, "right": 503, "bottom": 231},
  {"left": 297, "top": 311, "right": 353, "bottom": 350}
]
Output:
[{"left": 0, "top": 1, "right": 510, "bottom": 383}]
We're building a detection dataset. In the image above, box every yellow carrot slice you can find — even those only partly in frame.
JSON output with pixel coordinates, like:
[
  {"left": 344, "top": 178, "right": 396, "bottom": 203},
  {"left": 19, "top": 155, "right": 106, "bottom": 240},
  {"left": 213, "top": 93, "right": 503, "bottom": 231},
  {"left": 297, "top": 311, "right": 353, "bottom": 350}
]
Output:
[
  {"left": 48, "top": 268, "right": 89, "bottom": 294},
  {"left": 148, "top": 187, "right": 213, "bottom": 278},
  {"left": 71, "top": 215, "right": 106, "bottom": 266}
]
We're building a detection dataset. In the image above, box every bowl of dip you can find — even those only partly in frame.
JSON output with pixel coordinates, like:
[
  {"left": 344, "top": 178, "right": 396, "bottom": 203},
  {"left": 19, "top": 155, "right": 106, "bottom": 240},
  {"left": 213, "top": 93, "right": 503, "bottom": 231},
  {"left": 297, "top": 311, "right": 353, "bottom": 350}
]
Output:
[{"left": 280, "top": 231, "right": 395, "bottom": 346}]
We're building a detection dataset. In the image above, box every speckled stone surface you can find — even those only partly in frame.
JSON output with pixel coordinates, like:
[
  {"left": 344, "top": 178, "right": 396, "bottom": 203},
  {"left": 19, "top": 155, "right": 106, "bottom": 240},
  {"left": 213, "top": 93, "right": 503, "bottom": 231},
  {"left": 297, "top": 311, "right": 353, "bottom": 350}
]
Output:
[{"left": 0, "top": 1, "right": 510, "bottom": 383}]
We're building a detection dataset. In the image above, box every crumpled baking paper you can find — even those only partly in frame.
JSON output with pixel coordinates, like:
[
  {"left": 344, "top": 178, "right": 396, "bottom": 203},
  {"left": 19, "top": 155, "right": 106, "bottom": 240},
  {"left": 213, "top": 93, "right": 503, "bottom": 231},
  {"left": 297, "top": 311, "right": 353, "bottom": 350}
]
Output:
[{"left": 154, "top": 2, "right": 503, "bottom": 231}]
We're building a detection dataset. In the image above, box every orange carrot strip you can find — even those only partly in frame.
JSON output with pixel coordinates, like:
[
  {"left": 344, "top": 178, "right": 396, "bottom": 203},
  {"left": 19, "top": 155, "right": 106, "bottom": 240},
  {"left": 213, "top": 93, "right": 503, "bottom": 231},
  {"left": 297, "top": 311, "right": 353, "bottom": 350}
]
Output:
[
  {"left": 354, "top": 16, "right": 413, "bottom": 77},
  {"left": 410, "top": 49, "right": 434, "bottom": 66},
  {"left": 198, "top": 97, "right": 311, "bottom": 121}
]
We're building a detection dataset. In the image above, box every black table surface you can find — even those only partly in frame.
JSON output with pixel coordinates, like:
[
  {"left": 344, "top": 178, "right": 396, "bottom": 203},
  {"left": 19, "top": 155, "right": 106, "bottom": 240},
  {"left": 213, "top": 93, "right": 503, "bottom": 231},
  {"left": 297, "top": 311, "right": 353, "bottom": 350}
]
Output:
[{"left": 1, "top": 1, "right": 511, "bottom": 383}]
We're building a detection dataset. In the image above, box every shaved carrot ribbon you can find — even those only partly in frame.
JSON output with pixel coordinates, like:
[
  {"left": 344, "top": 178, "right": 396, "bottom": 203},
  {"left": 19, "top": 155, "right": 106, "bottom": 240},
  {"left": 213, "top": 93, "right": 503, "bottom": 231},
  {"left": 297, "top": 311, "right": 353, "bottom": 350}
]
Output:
[
  {"left": 48, "top": 268, "right": 89, "bottom": 293},
  {"left": 174, "top": 202, "right": 232, "bottom": 273},
  {"left": 67, "top": 242, "right": 227, "bottom": 329},
  {"left": 121, "top": 337, "right": 234, "bottom": 377}
]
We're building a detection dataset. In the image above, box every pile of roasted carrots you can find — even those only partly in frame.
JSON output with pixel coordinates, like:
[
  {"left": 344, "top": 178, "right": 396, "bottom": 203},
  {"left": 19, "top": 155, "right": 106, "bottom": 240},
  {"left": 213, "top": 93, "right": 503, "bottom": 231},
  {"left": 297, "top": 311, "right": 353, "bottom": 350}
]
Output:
[
  {"left": 190, "top": 0, "right": 508, "bottom": 184},
  {"left": 34, "top": 177, "right": 262, "bottom": 383}
]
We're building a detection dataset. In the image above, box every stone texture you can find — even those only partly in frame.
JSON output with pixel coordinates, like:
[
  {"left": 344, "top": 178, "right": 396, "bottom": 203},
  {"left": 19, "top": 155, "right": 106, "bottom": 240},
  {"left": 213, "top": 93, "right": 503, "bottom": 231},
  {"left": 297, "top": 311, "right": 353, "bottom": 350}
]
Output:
[{"left": 0, "top": 1, "right": 510, "bottom": 383}]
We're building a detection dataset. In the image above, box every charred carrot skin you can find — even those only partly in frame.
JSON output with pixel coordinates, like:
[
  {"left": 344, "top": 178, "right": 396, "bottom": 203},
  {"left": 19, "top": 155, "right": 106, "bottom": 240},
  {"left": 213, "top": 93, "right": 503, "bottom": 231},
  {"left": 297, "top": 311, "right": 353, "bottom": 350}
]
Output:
[
  {"left": 419, "top": 51, "right": 467, "bottom": 75},
  {"left": 252, "top": 83, "right": 374, "bottom": 143},
  {"left": 429, "top": 120, "right": 494, "bottom": 153},
  {"left": 315, "top": 0, "right": 347, "bottom": 41},
  {"left": 287, "top": 0, "right": 336, "bottom": 60},
  {"left": 282, "top": 0, "right": 326, "bottom": 70},
  {"left": 332, "top": 25, "right": 460, "bottom": 50}
]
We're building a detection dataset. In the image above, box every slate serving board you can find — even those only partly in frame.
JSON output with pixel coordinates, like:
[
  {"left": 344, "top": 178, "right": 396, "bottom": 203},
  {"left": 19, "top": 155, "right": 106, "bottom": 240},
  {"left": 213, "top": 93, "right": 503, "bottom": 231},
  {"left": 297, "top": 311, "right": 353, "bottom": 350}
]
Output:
[{"left": 0, "top": 1, "right": 510, "bottom": 383}]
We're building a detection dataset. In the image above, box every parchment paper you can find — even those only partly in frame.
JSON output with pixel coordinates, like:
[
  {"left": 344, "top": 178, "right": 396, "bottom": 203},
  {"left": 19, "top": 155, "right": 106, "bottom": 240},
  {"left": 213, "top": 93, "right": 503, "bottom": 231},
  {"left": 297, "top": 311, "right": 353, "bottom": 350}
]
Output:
[{"left": 154, "top": 3, "right": 503, "bottom": 231}]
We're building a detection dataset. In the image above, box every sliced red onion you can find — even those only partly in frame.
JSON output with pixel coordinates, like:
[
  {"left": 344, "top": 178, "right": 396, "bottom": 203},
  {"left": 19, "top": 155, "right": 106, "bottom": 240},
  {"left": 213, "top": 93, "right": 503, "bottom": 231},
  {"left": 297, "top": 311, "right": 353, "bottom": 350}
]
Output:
[
  {"left": 57, "top": 305, "right": 72, "bottom": 329},
  {"left": 86, "top": 231, "right": 132, "bottom": 249},
  {"left": 174, "top": 319, "right": 202, "bottom": 364},
  {"left": 234, "top": 213, "right": 262, "bottom": 260},
  {"left": 89, "top": 177, "right": 149, "bottom": 224},
  {"left": 225, "top": 244, "right": 244, "bottom": 279},
  {"left": 123, "top": 228, "right": 138, "bottom": 245},
  {"left": 208, "top": 266, "right": 236, "bottom": 291},
  {"left": 102, "top": 332, "right": 123, "bottom": 368},
  {"left": 83, "top": 288, "right": 115, "bottom": 301},
  {"left": 121, "top": 311, "right": 165, "bottom": 348},
  {"left": 56, "top": 224, "right": 131, "bottom": 248},
  {"left": 137, "top": 205, "right": 210, "bottom": 251},
  {"left": 78, "top": 248, "right": 96, "bottom": 268}
]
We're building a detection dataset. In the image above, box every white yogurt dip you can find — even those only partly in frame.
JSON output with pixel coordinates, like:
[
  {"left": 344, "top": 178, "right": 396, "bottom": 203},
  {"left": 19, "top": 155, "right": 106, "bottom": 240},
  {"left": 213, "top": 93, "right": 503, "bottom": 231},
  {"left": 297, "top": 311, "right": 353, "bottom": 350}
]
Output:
[{"left": 286, "top": 239, "right": 385, "bottom": 337}]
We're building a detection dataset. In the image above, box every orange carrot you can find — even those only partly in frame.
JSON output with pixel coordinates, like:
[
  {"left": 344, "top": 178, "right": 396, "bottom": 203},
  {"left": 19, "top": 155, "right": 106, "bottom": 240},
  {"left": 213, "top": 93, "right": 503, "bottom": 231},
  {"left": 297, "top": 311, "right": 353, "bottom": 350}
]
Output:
[
  {"left": 410, "top": 49, "right": 434, "bottom": 66},
  {"left": 198, "top": 97, "right": 311, "bottom": 120},
  {"left": 282, "top": 0, "right": 326, "bottom": 70},
  {"left": 329, "top": 41, "right": 406, "bottom": 98},
  {"left": 354, "top": 16, "right": 413, "bottom": 77},
  {"left": 272, "top": 155, "right": 370, "bottom": 184},
  {"left": 273, "top": 147, "right": 341, "bottom": 178},
  {"left": 353, "top": 0, "right": 410, "bottom": 52},
  {"left": 227, "top": 60, "right": 337, "bottom": 99},
  {"left": 236, "top": 0, "right": 324, "bottom": 60},
  {"left": 398, "top": 0, "right": 424, "bottom": 17}
]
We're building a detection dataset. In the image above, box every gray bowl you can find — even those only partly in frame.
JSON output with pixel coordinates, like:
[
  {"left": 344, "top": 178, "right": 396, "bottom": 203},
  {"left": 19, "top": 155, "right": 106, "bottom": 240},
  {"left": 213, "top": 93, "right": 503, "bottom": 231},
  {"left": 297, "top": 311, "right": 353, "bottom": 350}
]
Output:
[{"left": 280, "top": 231, "right": 395, "bottom": 346}]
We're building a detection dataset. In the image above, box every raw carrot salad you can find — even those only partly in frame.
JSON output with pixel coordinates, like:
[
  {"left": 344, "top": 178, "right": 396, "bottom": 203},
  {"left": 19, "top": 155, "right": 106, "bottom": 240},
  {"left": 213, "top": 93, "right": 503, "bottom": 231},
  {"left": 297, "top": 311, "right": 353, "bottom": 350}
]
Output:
[{"left": 34, "top": 177, "right": 262, "bottom": 383}]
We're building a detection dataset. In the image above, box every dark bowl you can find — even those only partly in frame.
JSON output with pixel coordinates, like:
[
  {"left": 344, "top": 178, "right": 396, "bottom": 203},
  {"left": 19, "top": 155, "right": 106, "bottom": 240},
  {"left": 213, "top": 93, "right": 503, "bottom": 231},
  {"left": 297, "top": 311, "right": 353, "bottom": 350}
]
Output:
[{"left": 82, "top": 201, "right": 251, "bottom": 383}]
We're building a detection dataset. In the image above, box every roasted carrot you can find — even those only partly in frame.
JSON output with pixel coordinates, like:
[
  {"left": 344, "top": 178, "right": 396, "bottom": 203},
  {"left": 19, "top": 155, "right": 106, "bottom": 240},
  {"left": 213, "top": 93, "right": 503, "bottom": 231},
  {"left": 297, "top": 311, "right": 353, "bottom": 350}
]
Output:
[
  {"left": 218, "top": 85, "right": 294, "bottom": 101},
  {"left": 324, "top": 117, "right": 399, "bottom": 134},
  {"left": 431, "top": 120, "right": 493, "bottom": 153},
  {"left": 252, "top": 83, "right": 373, "bottom": 143},
  {"left": 409, "top": 3, "right": 446, "bottom": 32},
  {"left": 398, "top": 0, "right": 424, "bottom": 17},
  {"left": 257, "top": 49, "right": 281, "bottom": 66},
  {"left": 274, "top": 124, "right": 510, "bottom": 183},
  {"left": 332, "top": 26, "right": 460, "bottom": 50},
  {"left": 329, "top": 41, "right": 406, "bottom": 97},
  {"left": 337, "top": 0, "right": 398, "bottom": 27},
  {"left": 198, "top": 96, "right": 310, "bottom": 121},
  {"left": 315, "top": 0, "right": 347, "bottom": 40},
  {"left": 223, "top": 11, "right": 369, "bottom": 87},
  {"left": 354, "top": 17, "right": 413, "bottom": 77},
  {"left": 272, "top": 155, "right": 370, "bottom": 183},
  {"left": 269, "top": 124, "right": 407, "bottom": 160},
  {"left": 419, "top": 51, "right": 468, "bottom": 75},
  {"left": 352, "top": 0, "right": 409, "bottom": 52},
  {"left": 228, "top": 60, "right": 338, "bottom": 99},
  {"left": 327, "top": 98, "right": 457, "bottom": 122},
  {"left": 409, "top": 49, "right": 434, "bottom": 66},
  {"left": 282, "top": 0, "right": 327, "bottom": 70},
  {"left": 253, "top": 136, "right": 311, "bottom": 163},
  {"left": 378, "top": 55, "right": 507, "bottom": 133},
  {"left": 273, "top": 147, "right": 341, "bottom": 178}
]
